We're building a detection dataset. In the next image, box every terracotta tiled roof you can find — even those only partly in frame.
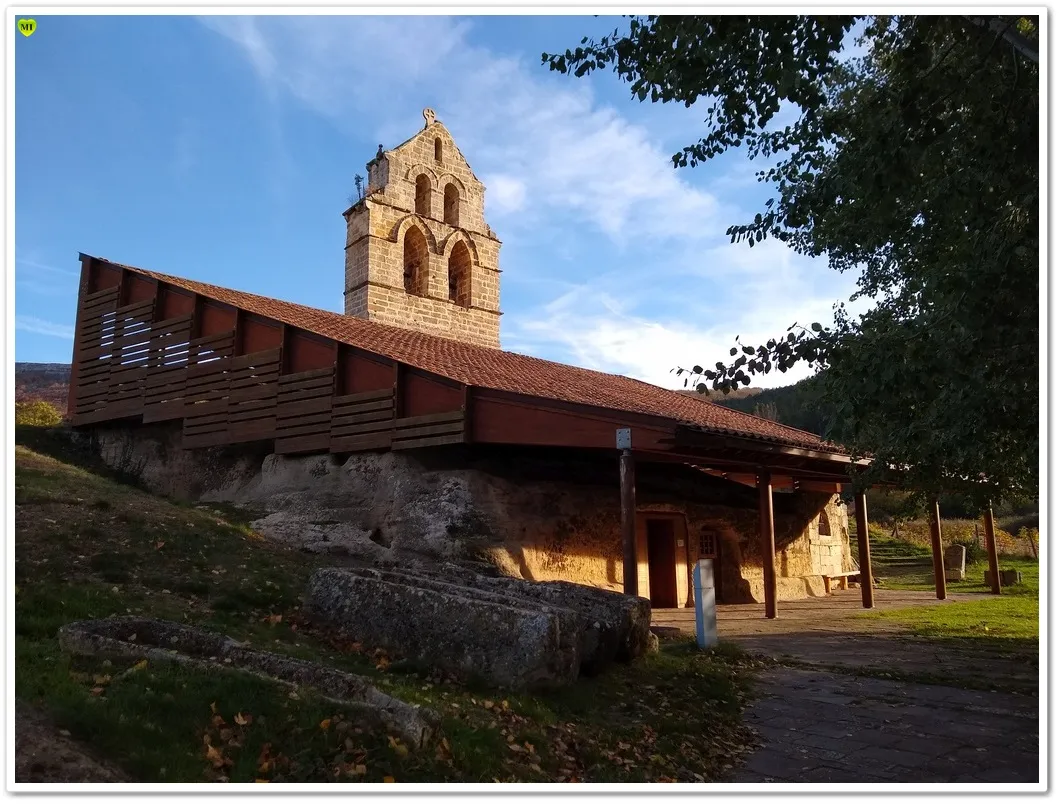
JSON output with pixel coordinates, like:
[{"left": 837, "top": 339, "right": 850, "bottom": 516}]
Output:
[{"left": 101, "top": 257, "right": 837, "bottom": 452}]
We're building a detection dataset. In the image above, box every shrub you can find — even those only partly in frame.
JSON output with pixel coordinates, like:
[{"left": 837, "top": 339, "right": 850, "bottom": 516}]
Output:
[{"left": 15, "top": 400, "right": 63, "bottom": 427}]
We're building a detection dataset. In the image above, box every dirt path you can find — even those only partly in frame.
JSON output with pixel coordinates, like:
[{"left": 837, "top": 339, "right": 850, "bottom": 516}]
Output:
[{"left": 654, "top": 589, "right": 1041, "bottom": 784}]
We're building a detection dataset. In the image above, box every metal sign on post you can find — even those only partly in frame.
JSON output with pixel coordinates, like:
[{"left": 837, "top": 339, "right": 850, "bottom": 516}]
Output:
[
  {"left": 617, "top": 428, "right": 636, "bottom": 596},
  {"left": 693, "top": 558, "right": 718, "bottom": 650}
]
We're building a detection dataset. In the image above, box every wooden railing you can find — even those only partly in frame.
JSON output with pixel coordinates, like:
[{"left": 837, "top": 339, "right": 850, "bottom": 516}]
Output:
[{"left": 70, "top": 283, "right": 466, "bottom": 456}]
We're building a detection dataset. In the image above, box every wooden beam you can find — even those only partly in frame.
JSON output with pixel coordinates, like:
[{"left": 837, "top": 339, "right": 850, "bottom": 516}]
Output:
[
  {"left": 233, "top": 308, "right": 245, "bottom": 357},
  {"left": 393, "top": 362, "right": 404, "bottom": 420},
  {"left": 620, "top": 446, "right": 637, "bottom": 597},
  {"left": 279, "top": 323, "right": 291, "bottom": 374},
  {"left": 462, "top": 384, "right": 473, "bottom": 443},
  {"left": 928, "top": 499, "right": 947, "bottom": 600},
  {"left": 67, "top": 255, "right": 95, "bottom": 419},
  {"left": 854, "top": 492, "right": 874, "bottom": 609},
  {"left": 699, "top": 469, "right": 795, "bottom": 491},
  {"left": 797, "top": 480, "right": 844, "bottom": 494},
  {"left": 757, "top": 469, "right": 778, "bottom": 619},
  {"left": 190, "top": 294, "right": 204, "bottom": 340},
  {"left": 983, "top": 504, "right": 1002, "bottom": 595}
]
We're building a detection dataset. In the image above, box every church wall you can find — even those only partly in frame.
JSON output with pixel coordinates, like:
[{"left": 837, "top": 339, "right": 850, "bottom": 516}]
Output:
[{"left": 82, "top": 424, "right": 848, "bottom": 605}]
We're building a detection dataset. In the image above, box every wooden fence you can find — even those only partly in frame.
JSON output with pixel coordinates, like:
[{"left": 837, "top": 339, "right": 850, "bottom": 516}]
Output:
[{"left": 70, "top": 284, "right": 467, "bottom": 455}]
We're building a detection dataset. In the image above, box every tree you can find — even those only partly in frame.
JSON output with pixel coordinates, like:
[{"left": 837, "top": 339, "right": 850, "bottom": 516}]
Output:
[
  {"left": 751, "top": 401, "right": 780, "bottom": 422},
  {"left": 15, "top": 400, "right": 63, "bottom": 427},
  {"left": 543, "top": 15, "right": 1039, "bottom": 507}
]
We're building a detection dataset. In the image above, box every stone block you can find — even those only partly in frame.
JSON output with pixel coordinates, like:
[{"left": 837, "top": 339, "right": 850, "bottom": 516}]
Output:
[
  {"left": 995, "top": 569, "right": 1023, "bottom": 586},
  {"left": 57, "top": 616, "right": 437, "bottom": 747},
  {"left": 944, "top": 544, "right": 966, "bottom": 580},
  {"left": 434, "top": 566, "right": 654, "bottom": 666},
  {"left": 304, "top": 568, "right": 583, "bottom": 690}
]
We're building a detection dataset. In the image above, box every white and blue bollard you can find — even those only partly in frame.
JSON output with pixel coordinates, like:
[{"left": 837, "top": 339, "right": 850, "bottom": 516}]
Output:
[{"left": 693, "top": 558, "right": 718, "bottom": 650}]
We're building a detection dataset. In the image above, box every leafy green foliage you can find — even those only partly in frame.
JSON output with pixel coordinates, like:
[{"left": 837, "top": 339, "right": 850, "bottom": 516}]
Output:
[
  {"left": 544, "top": 16, "right": 1039, "bottom": 506},
  {"left": 16, "top": 400, "right": 63, "bottom": 427}
]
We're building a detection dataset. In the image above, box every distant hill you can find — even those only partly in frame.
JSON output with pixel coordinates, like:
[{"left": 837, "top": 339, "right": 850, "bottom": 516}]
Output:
[
  {"left": 680, "top": 378, "right": 831, "bottom": 438},
  {"left": 16, "top": 363, "right": 71, "bottom": 411}
]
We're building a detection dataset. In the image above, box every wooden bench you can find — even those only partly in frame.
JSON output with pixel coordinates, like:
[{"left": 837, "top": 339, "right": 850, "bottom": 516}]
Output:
[{"left": 822, "top": 571, "right": 860, "bottom": 594}]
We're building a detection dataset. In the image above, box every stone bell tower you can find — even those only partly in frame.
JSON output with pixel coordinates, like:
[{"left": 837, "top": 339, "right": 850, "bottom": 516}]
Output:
[{"left": 342, "top": 108, "right": 502, "bottom": 348}]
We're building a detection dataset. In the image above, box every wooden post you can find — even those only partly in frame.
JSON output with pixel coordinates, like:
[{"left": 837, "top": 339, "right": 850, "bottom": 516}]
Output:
[
  {"left": 983, "top": 505, "right": 1002, "bottom": 595},
  {"left": 620, "top": 449, "right": 637, "bottom": 597},
  {"left": 928, "top": 499, "right": 947, "bottom": 600},
  {"left": 758, "top": 469, "right": 778, "bottom": 619},
  {"left": 854, "top": 492, "right": 874, "bottom": 608},
  {"left": 67, "top": 255, "right": 94, "bottom": 419}
]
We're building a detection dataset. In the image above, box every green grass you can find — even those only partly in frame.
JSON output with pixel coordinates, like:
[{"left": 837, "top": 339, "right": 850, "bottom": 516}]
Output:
[
  {"left": 15, "top": 426, "right": 760, "bottom": 783},
  {"left": 863, "top": 557, "right": 1039, "bottom": 646}
]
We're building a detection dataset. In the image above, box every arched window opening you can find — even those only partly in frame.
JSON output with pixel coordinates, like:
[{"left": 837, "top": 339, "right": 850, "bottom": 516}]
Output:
[
  {"left": 448, "top": 241, "right": 472, "bottom": 307},
  {"left": 818, "top": 513, "right": 831, "bottom": 536},
  {"left": 414, "top": 175, "right": 431, "bottom": 217},
  {"left": 434, "top": 138, "right": 443, "bottom": 163},
  {"left": 443, "top": 183, "right": 460, "bottom": 227},
  {"left": 403, "top": 227, "right": 429, "bottom": 297}
]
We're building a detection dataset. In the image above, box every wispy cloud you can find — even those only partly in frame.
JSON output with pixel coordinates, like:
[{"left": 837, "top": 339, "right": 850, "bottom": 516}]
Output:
[
  {"left": 16, "top": 316, "right": 75, "bottom": 339},
  {"left": 17, "top": 257, "right": 79, "bottom": 277},
  {"left": 17, "top": 277, "right": 74, "bottom": 297},
  {"left": 199, "top": 15, "right": 856, "bottom": 393},
  {"left": 506, "top": 237, "right": 866, "bottom": 389},
  {"left": 197, "top": 15, "right": 729, "bottom": 246}
]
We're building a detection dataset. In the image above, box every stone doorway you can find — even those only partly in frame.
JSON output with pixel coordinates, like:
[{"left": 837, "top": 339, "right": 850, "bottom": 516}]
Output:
[{"left": 636, "top": 512, "right": 690, "bottom": 608}]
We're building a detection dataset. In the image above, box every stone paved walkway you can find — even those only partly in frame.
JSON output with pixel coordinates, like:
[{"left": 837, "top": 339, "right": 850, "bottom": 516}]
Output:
[
  {"left": 730, "top": 667, "right": 1039, "bottom": 783},
  {"left": 652, "top": 589, "right": 1041, "bottom": 785}
]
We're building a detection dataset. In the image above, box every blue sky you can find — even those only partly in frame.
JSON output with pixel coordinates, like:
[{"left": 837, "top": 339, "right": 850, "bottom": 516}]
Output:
[{"left": 15, "top": 14, "right": 860, "bottom": 388}]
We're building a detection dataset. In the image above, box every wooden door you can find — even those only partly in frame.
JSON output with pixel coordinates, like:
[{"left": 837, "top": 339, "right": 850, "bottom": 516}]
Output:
[{"left": 646, "top": 518, "right": 678, "bottom": 608}]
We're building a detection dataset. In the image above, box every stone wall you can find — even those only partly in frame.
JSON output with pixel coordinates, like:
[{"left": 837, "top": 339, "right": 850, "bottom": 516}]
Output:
[{"left": 84, "top": 426, "right": 847, "bottom": 604}]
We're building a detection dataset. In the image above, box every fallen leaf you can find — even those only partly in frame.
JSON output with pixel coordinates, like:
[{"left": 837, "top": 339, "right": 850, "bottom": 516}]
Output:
[
  {"left": 351, "top": 764, "right": 367, "bottom": 776},
  {"left": 210, "top": 702, "right": 218, "bottom": 714},
  {"left": 383, "top": 776, "right": 396, "bottom": 783},
  {"left": 320, "top": 719, "right": 331, "bottom": 731},
  {"left": 205, "top": 745, "right": 225, "bottom": 768},
  {"left": 155, "top": 541, "right": 165, "bottom": 550},
  {"left": 234, "top": 712, "right": 251, "bottom": 726},
  {"left": 255, "top": 779, "right": 269, "bottom": 783},
  {"left": 90, "top": 687, "right": 105, "bottom": 696}
]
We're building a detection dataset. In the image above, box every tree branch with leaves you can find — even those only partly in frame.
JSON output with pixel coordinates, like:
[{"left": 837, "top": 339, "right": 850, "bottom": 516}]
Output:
[{"left": 544, "top": 15, "right": 1038, "bottom": 507}]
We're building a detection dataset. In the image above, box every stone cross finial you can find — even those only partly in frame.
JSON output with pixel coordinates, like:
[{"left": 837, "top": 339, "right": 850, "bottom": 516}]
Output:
[{"left": 422, "top": 107, "right": 436, "bottom": 128}]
